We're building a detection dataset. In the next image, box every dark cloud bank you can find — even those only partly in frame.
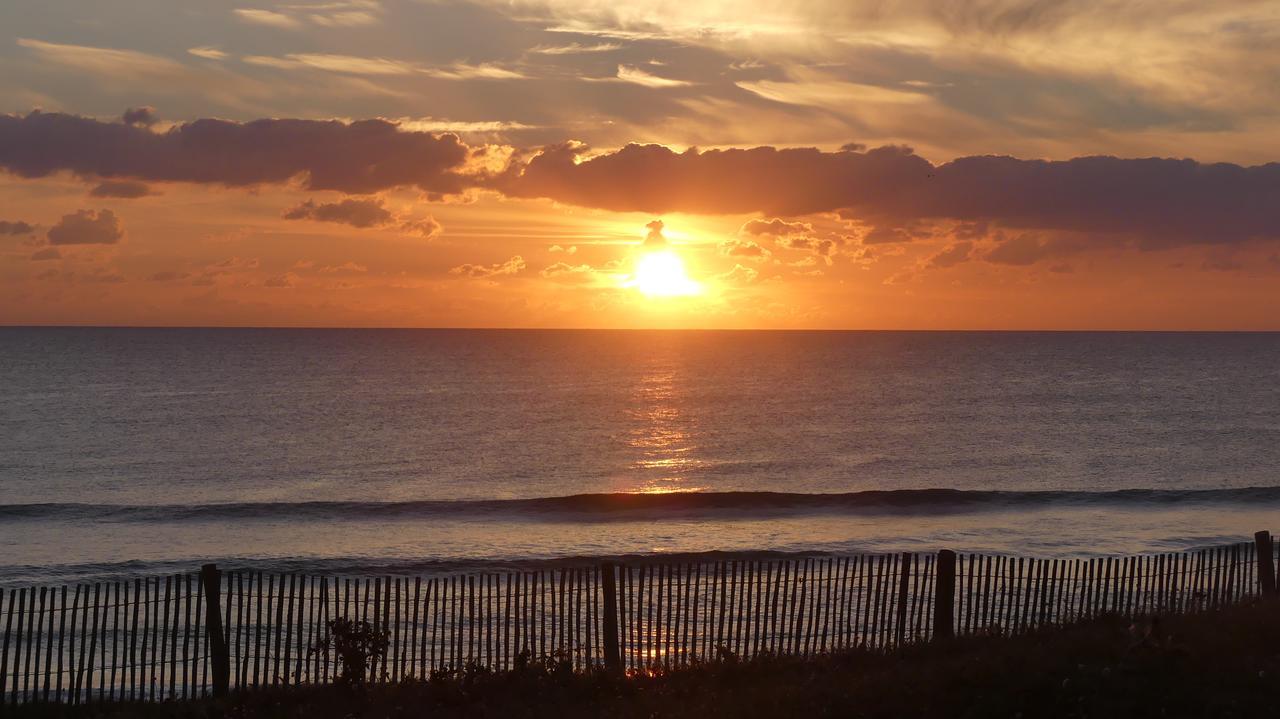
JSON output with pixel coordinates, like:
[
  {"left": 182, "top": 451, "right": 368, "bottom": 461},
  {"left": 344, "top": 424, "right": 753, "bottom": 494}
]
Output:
[
  {"left": 3, "top": 111, "right": 1279, "bottom": 252},
  {"left": 0, "top": 111, "right": 469, "bottom": 195},
  {"left": 501, "top": 143, "right": 1280, "bottom": 249}
]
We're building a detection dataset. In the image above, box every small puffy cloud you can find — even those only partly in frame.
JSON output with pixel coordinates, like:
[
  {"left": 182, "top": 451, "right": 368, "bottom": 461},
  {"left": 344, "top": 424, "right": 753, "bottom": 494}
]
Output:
[
  {"left": 29, "top": 247, "right": 61, "bottom": 261},
  {"left": 719, "top": 238, "right": 770, "bottom": 259},
  {"left": 450, "top": 255, "right": 526, "bottom": 278},
  {"left": 716, "top": 264, "right": 760, "bottom": 285},
  {"left": 549, "top": 244, "right": 577, "bottom": 254},
  {"left": 264, "top": 272, "right": 299, "bottom": 288},
  {"left": 90, "top": 180, "right": 155, "bottom": 198},
  {"left": 47, "top": 209, "right": 125, "bottom": 245},
  {"left": 122, "top": 107, "right": 157, "bottom": 127},
  {"left": 777, "top": 236, "right": 839, "bottom": 265},
  {"left": 0, "top": 220, "right": 36, "bottom": 236},
  {"left": 862, "top": 226, "right": 913, "bottom": 244},
  {"left": 736, "top": 218, "right": 837, "bottom": 260},
  {"left": 540, "top": 262, "right": 596, "bottom": 282},
  {"left": 283, "top": 197, "right": 394, "bottom": 228},
  {"left": 927, "top": 241, "right": 973, "bottom": 269},
  {"left": 318, "top": 261, "right": 368, "bottom": 274},
  {"left": 740, "top": 218, "right": 812, "bottom": 237},
  {"left": 642, "top": 219, "right": 667, "bottom": 248},
  {"left": 399, "top": 216, "right": 442, "bottom": 240},
  {"left": 283, "top": 196, "right": 441, "bottom": 239}
]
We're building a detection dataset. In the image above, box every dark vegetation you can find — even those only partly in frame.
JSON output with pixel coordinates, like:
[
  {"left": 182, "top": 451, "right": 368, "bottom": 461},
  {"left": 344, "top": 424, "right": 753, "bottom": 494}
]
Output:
[{"left": 13, "top": 599, "right": 1280, "bottom": 718}]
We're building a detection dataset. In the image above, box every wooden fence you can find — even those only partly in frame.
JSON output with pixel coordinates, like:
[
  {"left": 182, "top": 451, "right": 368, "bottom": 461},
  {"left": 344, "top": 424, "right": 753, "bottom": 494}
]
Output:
[{"left": 2, "top": 532, "right": 1277, "bottom": 705}]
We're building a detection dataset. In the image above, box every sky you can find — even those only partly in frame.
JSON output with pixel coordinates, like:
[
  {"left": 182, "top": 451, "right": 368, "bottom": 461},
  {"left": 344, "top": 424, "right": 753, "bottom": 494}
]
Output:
[{"left": 1, "top": 0, "right": 1278, "bottom": 329}]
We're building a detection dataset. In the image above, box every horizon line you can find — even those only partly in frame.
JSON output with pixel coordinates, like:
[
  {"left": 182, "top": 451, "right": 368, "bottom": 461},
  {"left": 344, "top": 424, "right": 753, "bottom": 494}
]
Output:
[{"left": 2, "top": 324, "right": 1279, "bottom": 333}]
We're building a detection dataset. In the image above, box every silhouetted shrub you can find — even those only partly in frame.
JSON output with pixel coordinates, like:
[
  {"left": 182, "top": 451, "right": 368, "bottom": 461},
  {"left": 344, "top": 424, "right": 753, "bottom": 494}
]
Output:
[{"left": 310, "top": 617, "right": 389, "bottom": 687}]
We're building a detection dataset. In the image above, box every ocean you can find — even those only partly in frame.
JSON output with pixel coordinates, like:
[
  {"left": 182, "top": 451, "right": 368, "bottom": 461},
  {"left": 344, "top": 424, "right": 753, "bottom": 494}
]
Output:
[{"left": 2, "top": 328, "right": 1278, "bottom": 587}]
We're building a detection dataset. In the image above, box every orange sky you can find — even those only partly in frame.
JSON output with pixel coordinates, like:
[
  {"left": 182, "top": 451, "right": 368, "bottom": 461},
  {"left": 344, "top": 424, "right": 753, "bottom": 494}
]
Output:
[{"left": 1, "top": 0, "right": 1279, "bottom": 329}]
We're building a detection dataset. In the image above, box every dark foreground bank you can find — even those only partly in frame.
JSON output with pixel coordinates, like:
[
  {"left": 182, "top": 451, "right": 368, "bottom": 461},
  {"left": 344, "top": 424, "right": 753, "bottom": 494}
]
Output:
[{"left": 14, "top": 599, "right": 1280, "bottom": 719}]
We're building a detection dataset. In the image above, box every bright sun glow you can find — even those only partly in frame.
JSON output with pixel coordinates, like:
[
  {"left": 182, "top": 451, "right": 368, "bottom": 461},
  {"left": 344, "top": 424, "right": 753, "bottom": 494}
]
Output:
[{"left": 631, "top": 251, "right": 702, "bottom": 297}]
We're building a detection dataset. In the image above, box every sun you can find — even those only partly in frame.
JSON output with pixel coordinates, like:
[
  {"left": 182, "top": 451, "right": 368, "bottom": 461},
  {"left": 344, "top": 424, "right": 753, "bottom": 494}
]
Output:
[{"left": 631, "top": 250, "right": 701, "bottom": 297}]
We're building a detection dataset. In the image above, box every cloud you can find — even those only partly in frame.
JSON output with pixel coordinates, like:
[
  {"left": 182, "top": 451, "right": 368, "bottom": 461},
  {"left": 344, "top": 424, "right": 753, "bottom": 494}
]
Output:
[
  {"left": 0, "top": 111, "right": 471, "bottom": 195},
  {"left": 188, "top": 47, "right": 229, "bottom": 61},
  {"left": 0, "top": 220, "right": 36, "bottom": 236},
  {"left": 982, "top": 233, "right": 1091, "bottom": 266},
  {"left": 737, "top": 218, "right": 839, "bottom": 258},
  {"left": 740, "top": 218, "right": 812, "bottom": 237},
  {"left": 234, "top": 2, "right": 382, "bottom": 29},
  {"left": 399, "top": 217, "right": 442, "bottom": 240},
  {"left": 549, "top": 244, "right": 577, "bottom": 254},
  {"left": 421, "top": 63, "right": 526, "bottom": 81},
  {"left": 244, "top": 53, "right": 525, "bottom": 80},
  {"left": 29, "top": 247, "right": 61, "bottom": 261},
  {"left": 642, "top": 219, "right": 668, "bottom": 248},
  {"left": 540, "top": 262, "right": 597, "bottom": 282},
  {"left": 283, "top": 197, "right": 395, "bottom": 227},
  {"left": 716, "top": 264, "right": 759, "bottom": 284},
  {"left": 234, "top": 8, "right": 302, "bottom": 28},
  {"left": 318, "top": 261, "right": 368, "bottom": 274},
  {"left": 927, "top": 241, "right": 973, "bottom": 268},
  {"left": 719, "top": 238, "right": 770, "bottom": 259},
  {"left": 7, "top": 111, "right": 1280, "bottom": 256},
  {"left": 861, "top": 226, "right": 913, "bottom": 244},
  {"left": 90, "top": 180, "right": 155, "bottom": 198},
  {"left": 264, "top": 272, "right": 299, "bottom": 288},
  {"left": 450, "top": 255, "right": 526, "bottom": 278},
  {"left": 396, "top": 118, "right": 536, "bottom": 133},
  {"left": 283, "top": 197, "right": 442, "bottom": 238},
  {"left": 500, "top": 142, "right": 1280, "bottom": 248},
  {"left": 530, "top": 42, "right": 622, "bottom": 55},
  {"left": 46, "top": 209, "right": 125, "bottom": 245},
  {"left": 16, "top": 39, "right": 185, "bottom": 78},
  {"left": 122, "top": 107, "right": 158, "bottom": 127},
  {"left": 615, "top": 65, "right": 692, "bottom": 88},
  {"left": 243, "top": 53, "right": 418, "bottom": 76},
  {"left": 778, "top": 236, "right": 838, "bottom": 257}
]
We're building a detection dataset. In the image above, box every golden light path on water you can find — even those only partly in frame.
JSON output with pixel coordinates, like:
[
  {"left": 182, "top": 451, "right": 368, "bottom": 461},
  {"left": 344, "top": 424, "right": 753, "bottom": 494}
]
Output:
[{"left": 624, "top": 358, "right": 708, "bottom": 496}]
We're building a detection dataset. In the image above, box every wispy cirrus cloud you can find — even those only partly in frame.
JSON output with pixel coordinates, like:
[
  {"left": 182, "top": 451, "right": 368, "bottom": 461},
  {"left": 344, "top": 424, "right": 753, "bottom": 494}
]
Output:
[
  {"left": 613, "top": 65, "right": 691, "bottom": 88},
  {"left": 16, "top": 38, "right": 186, "bottom": 78},
  {"left": 243, "top": 53, "right": 417, "bottom": 75},
  {"left": 241, "top": 53, "right": 525, "bottom": 80},
  {"left": 529, "top": 42, "right": 622, "bottom": 55},
  {"left": 233, "top": 8, "right": 303, "bottom": 29},
  {"left": 187, "top": 47, "right": 229, "bottom": 61}
]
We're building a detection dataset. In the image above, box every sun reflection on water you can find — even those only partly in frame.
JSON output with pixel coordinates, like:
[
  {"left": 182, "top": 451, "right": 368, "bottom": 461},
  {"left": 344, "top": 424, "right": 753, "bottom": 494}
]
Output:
[{"left": 623, "top": 362, "right": 707, "bottom": 494}]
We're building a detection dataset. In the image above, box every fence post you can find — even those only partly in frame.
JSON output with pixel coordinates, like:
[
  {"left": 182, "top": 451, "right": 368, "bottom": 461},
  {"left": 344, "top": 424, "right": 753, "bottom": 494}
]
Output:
[
  {"left": 895, "top": 552, "right": 912, "bottom": 646},
  {"left": 600, "top": 562, "right": 622, "bottom": 675},
  {"left": 200, "top": 564, "right": 230, "bottom": 697},
  {"left": 1255, "top": 531, "right": 1276, "bottom": 596},
  {"left": 933, "top": 550, "right": 956, "bottom": 640}
]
